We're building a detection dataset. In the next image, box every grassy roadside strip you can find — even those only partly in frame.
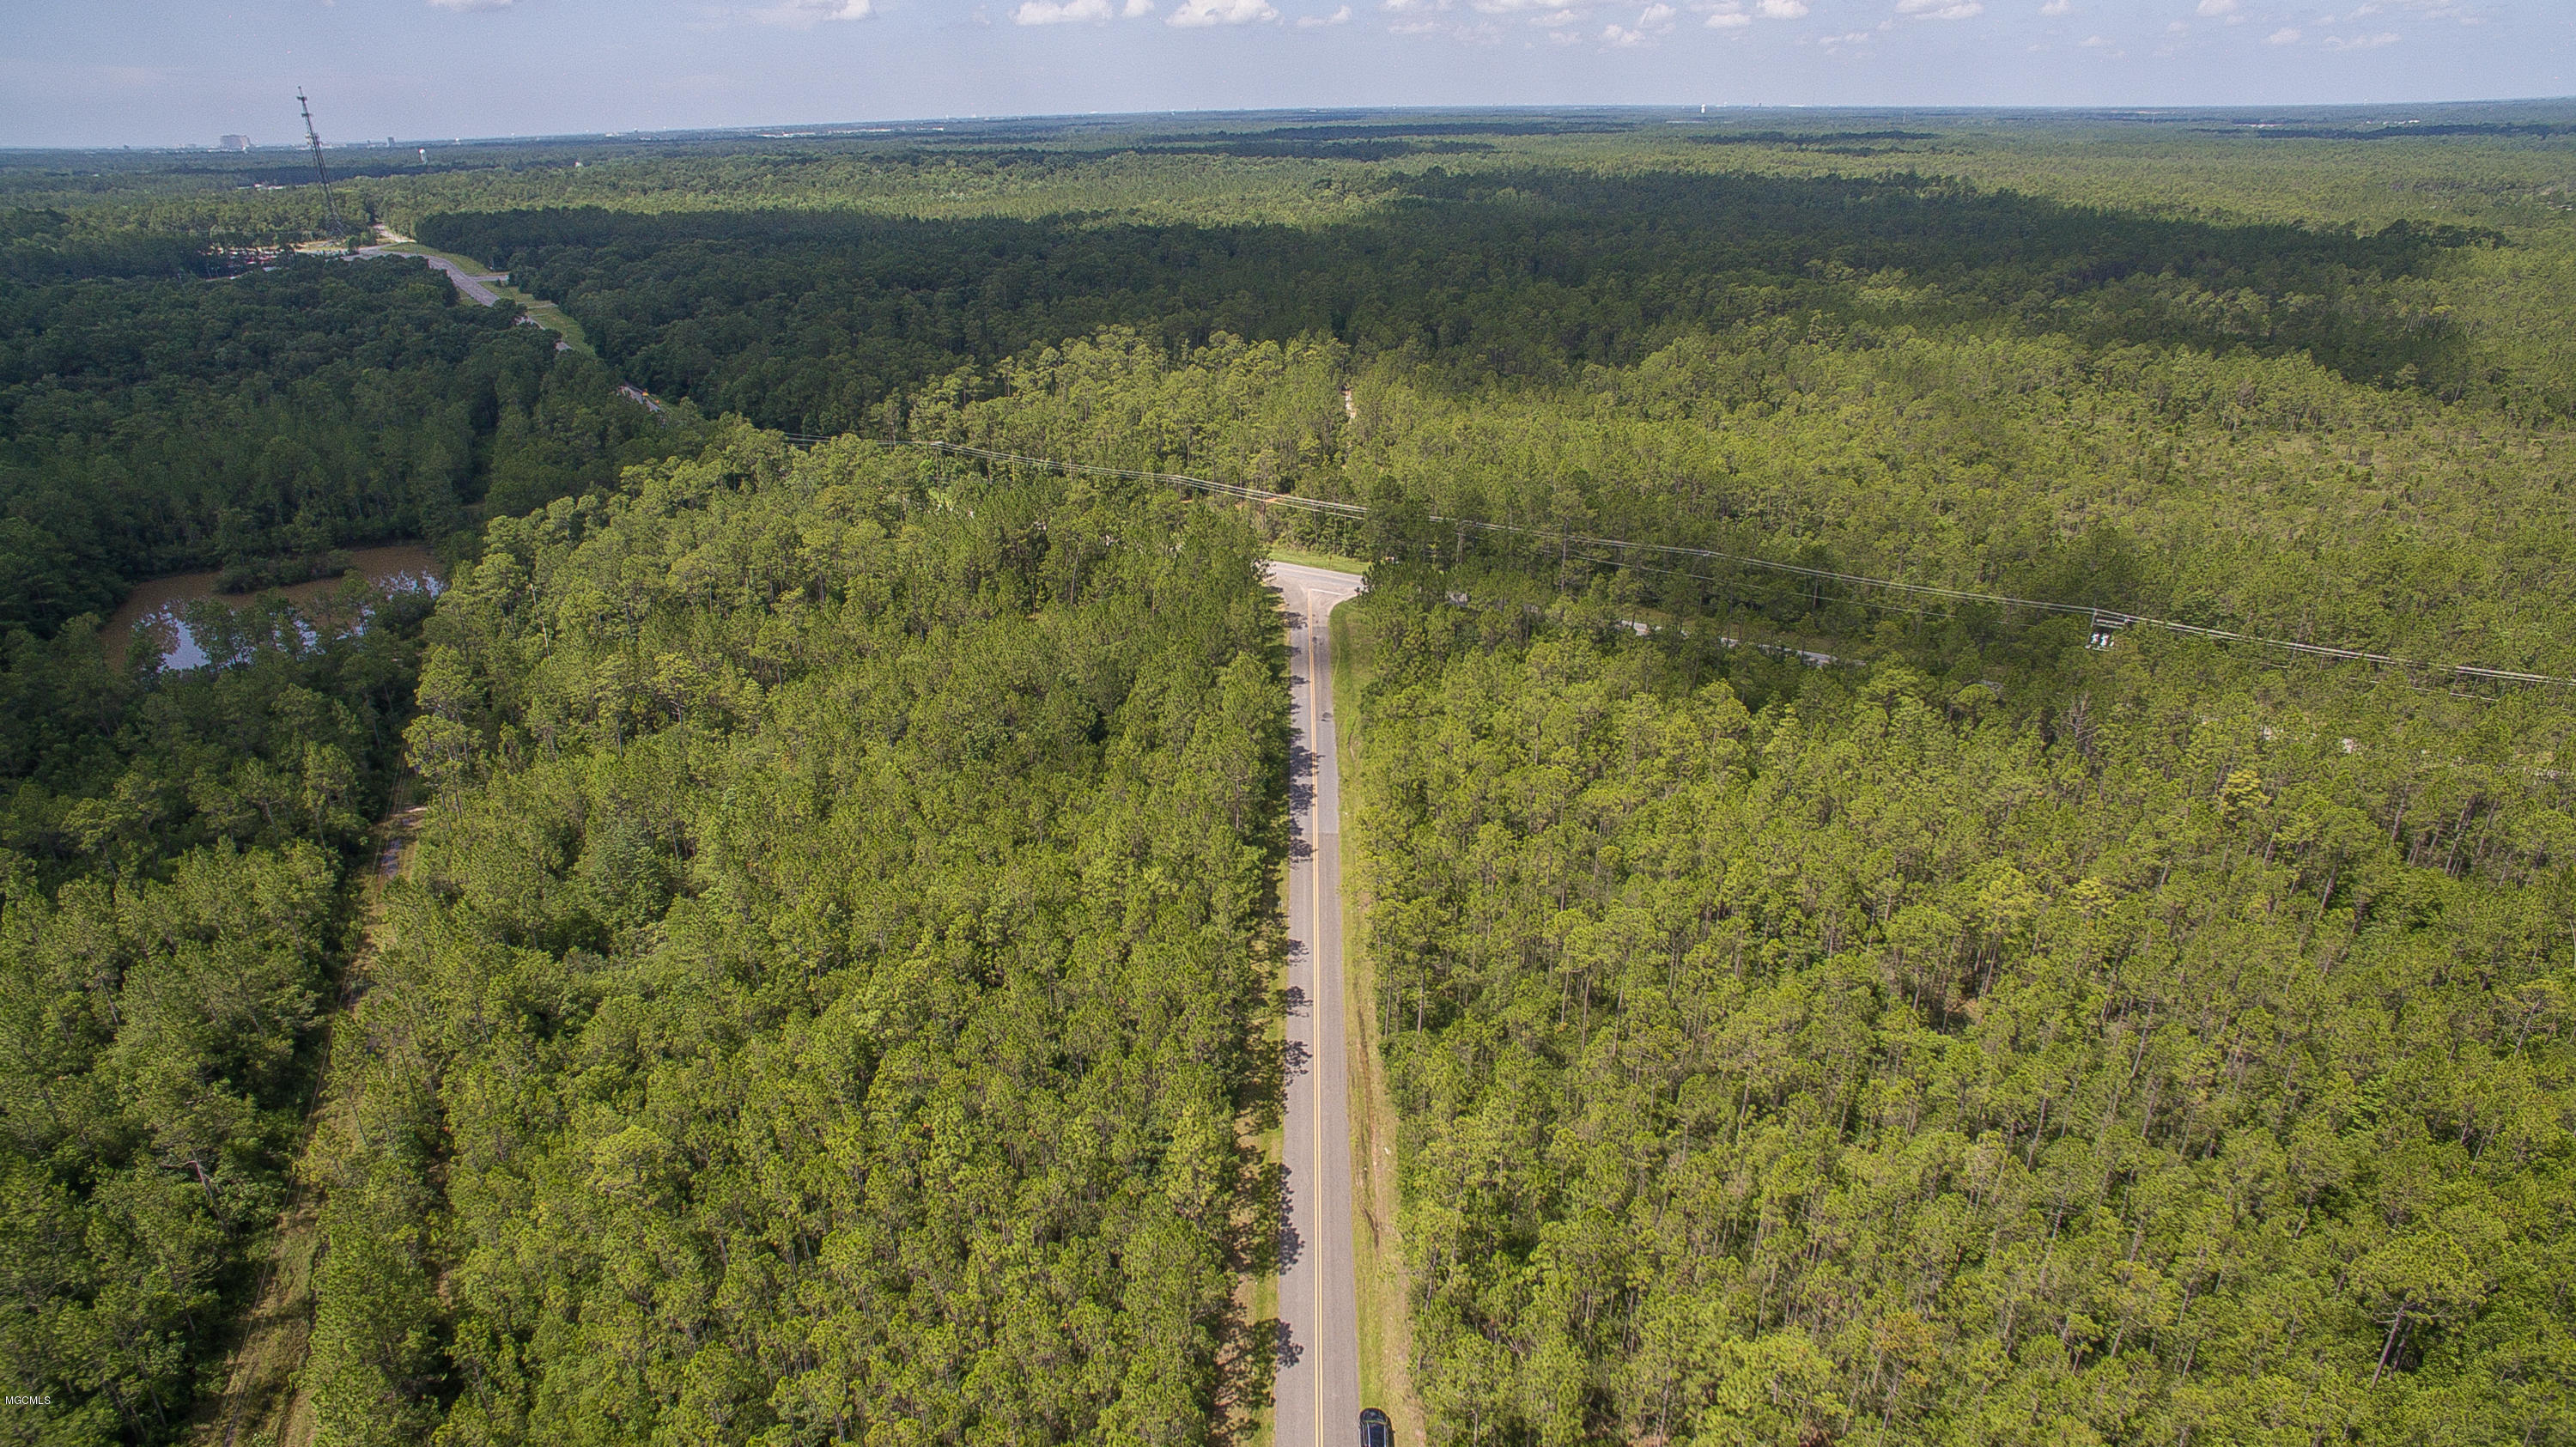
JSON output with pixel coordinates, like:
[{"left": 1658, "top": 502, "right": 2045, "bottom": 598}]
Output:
[
  {"left": 1242, "top": 893, "right": 1284, "bottom": 1447},
  {"left": 1239, "top": 568, "right": 1305, "bottom": 1447},
  {"left": 1267, "top": 544, "right": 1372, "bottom": 575},
  {"left": 1242, "top": 1255, "right": 1278, "bottom": 1447},
  {"left": 1332, "top": 601, "right": 1428, "bottom": 1447}
]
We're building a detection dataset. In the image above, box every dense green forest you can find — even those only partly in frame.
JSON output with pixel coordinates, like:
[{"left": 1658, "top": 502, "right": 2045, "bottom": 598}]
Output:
[
  {"left": 299, "top": 431, "right": 1286, "bottom": 1444},
  {"left": 410, "top": 173, "right": 2495, "bottom": 429},
  {"left": 1343, "top": 581, "right": 2576, "bottom": 1445},
  {"left": 0, "top": 213, "right": 702, "bottom": 1445},
  {"left": 0, "top": 107, "right": 2572, "bottom": 1444},
  {"left": 0, "top": 585, "right": 432, "bottom": 1443},
  {"left": 380, "top": 128, "right": 2575, "bottom": 680},
  {"left": 0, "top": 253, "right": 698, "bottom": 633},
  {"left": 893, "top": 320, "right": 2576, "bottom": 689}
]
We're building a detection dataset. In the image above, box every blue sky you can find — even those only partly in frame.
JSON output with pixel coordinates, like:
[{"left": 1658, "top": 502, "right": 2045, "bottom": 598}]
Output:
[{"left": 1, "top": 0, "right": 2565, "bottom": 148}]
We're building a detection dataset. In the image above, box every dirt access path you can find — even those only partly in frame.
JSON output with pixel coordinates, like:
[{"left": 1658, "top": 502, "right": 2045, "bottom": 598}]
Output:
[{"left": 191, "top": 799, "right": 427, "bottom": 1447}]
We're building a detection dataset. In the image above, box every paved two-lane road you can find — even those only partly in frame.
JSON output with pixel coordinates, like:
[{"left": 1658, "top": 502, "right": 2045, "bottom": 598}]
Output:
[{"left": 1266, "top": 560, "right": 1367, "bottom": 1447}]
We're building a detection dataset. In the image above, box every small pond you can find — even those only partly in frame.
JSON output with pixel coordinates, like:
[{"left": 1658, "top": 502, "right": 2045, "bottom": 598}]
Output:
[{"left": 106, "top": 543, "right": 445, "bottom": 671}]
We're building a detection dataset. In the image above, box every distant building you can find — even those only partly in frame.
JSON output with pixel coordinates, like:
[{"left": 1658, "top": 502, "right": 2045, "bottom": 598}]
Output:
[{"left": 220, "top": 135, "right": 252, "bottom": 151}]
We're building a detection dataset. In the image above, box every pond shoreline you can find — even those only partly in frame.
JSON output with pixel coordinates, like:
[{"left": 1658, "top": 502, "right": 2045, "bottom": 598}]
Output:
[{"left": 106, "top": 543, "right": 444, "bottom": 669}]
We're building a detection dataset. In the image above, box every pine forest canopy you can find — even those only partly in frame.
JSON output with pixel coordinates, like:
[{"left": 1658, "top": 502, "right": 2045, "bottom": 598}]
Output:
[
  {"left": 0, "top": 255, "right": 707, "bottom": 634},
  {"left": 0, "top": 105, "right": 2569, "bottom": 1445}
]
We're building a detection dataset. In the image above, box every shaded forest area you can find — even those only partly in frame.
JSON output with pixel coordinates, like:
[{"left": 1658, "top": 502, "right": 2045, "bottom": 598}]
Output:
[
  {"left": 416, "top": 169, "right": 2495, "bottom": 438},
  {"left": 0, "top": 254, "right": 700, "bottom": 635},
  {"left": 300, "top": 433, "right": 1289, "bottom": 1444},
  {"left": 0, "top": 209, "right": 228, "bottom": 288}
]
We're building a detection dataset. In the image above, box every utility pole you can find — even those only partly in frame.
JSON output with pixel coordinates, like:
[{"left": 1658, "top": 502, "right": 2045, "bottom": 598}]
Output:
[{"left": 297, "top": 89, "right": 346, "bottom": 236}]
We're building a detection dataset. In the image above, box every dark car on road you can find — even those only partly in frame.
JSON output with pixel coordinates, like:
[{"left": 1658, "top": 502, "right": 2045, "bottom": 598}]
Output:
[{"left": 1360, "top": 1407, "right": 1392, "bottom": 1447}]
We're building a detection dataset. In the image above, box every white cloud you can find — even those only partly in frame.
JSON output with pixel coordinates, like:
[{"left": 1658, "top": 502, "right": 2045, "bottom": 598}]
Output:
[
  {"left": 751, "top": 0, "right": 872, "bottom": 23},
  {"left": 426, "top": 0, "right": 517, "bottom": 10},
  {"left": 1296, "top": 3, "right": 1350, "bottom": 19},
  {"left": 1127, "top": 0, "right": 1158, "bottom": 15},
  {"left": 1015, "top": 0, "right": 1112, "bottom": 21},
  {"left": 1601, "top": 3, "right": 1674, "bottom": 40},
  {"left": 2038, "top": 0, "right": 2069, "bottom": 11},
  {"left": 1708, "top": 8, "right": 1752, "bottom": 21},
  {"left": 2265, "top": 24, "right": 2300, "bottom": 40},
  {"left": 2324, "top": 27, "right": 2397, "bottom": 44},
  {"left": 1756, "top": 0, "right": 1807, "bottom": 15},
  {"left": 2194, "top": 0, "right": 2234, "bottom": 13},
  {"left": 1896, "top": 0, "right": 1983, "bottom": 16},
  {"left": 2166, "top": 19, "right": 2186, "bottom": 31},
  {"left": 1169, "top": 0, "right": 1277, "bottom": 21}
]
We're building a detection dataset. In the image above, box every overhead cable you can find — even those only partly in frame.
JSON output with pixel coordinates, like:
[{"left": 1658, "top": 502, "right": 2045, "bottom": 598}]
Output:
[{"left": 778, "top": 431, "right": 2574, "bottom": 689}]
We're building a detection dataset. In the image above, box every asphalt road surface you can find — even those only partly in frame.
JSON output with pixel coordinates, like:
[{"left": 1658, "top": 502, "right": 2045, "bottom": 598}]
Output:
[{"left": 1267, "top": 559, "right": 1367, "bottom": 1447}]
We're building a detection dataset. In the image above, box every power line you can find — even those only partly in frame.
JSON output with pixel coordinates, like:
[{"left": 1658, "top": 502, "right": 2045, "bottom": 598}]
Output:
[
  {"left": 1485, "top": 522, "right": 2575, "bottom": 685},
  {"left": 773, "top": 430, "right": 2576, "bottom": 689},
  {"left": 785, "top": 435, "right": 1366, "bottom": 518}
]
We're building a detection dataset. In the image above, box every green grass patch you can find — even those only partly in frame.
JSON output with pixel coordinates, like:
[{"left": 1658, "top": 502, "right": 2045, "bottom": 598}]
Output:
[
  {"left": 1267, "top": 544, "right": 1371, "bottom": 576},
  {"left": 1333, "top": 603, "right": 1426, "bottom": 1445}
]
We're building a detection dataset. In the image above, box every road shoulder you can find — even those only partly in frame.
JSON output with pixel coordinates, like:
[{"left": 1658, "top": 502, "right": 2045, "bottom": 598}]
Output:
[{"left": 1332, "top": 601, "right": 1430, "bottom": 1446}]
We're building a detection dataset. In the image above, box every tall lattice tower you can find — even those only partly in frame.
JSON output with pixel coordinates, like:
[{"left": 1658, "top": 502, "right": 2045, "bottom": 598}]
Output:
[{"left": 296, "top": 89, "right": 346, "bottom": 236}]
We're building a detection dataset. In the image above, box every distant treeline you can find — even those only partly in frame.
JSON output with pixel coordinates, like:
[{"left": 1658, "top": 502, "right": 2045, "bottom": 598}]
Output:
[
  {"left": 1139, "top": 138, "right": 1493, "bottom": 161},
  {"left": 1, "top": 209, "right": 222, "bottom": 284},
  {"left": 418, "top": 168, "right": 2489, "bottom": 441},
  {"left": 2200, "top": 122, "right": 2576, "bottom": 141},
  {"left": 1693, "top": 129, "right": 1940, "bottom": 146}
]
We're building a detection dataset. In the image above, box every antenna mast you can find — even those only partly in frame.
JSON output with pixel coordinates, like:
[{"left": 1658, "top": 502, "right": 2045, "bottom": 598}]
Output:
[{"left": 296, "top": 89, "right": 346, "bottom": 236}]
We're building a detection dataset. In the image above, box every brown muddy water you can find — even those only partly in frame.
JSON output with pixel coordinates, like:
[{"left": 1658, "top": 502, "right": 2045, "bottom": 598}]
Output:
[{"left": 105, "top": 543, "right": 444, "bottom": 669}]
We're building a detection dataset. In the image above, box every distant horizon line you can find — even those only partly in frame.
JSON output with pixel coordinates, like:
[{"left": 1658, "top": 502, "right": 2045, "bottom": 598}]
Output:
[{"left": 7, "top": 94, "right": 2573, "bottom": 156}]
